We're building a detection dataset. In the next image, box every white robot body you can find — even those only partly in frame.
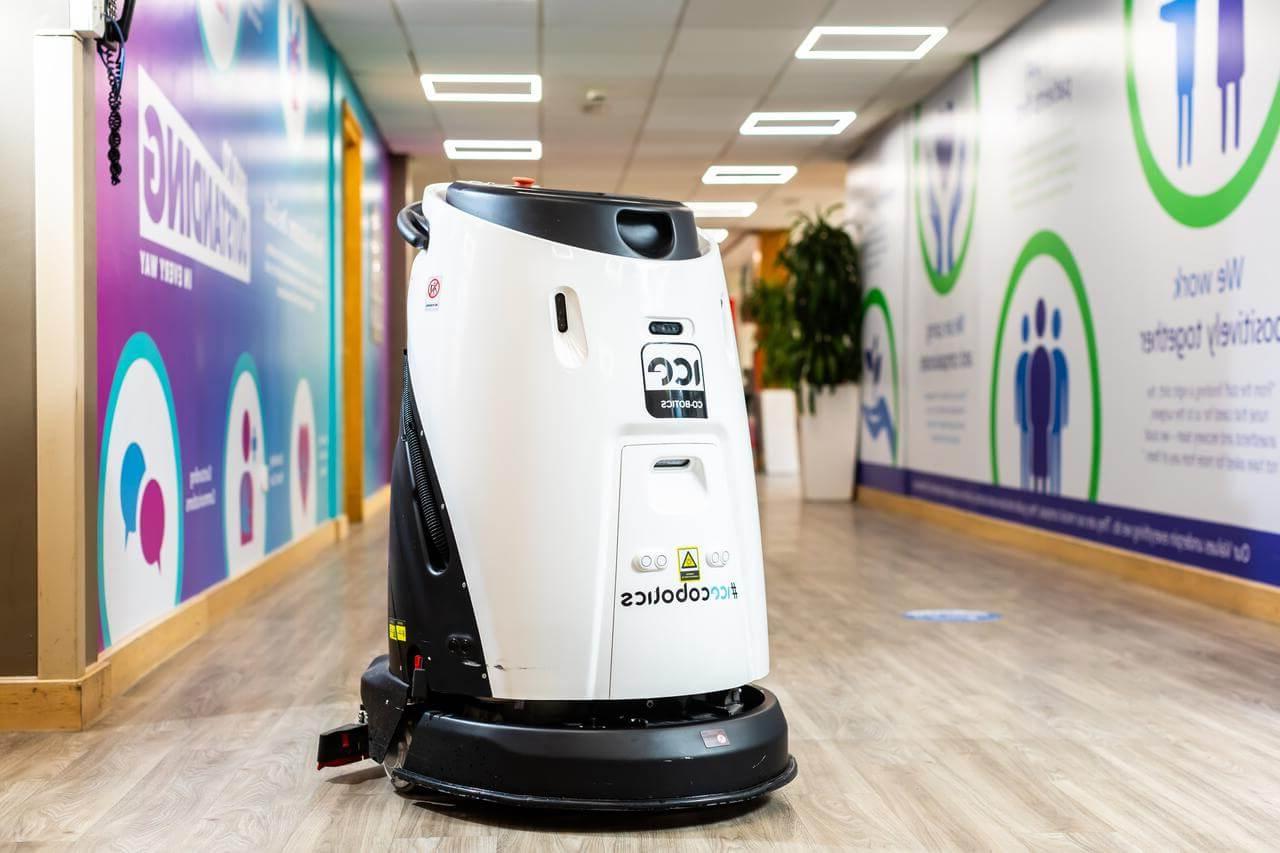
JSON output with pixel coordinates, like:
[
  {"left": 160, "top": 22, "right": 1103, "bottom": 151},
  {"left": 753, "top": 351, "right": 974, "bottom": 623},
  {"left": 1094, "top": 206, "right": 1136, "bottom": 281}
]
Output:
[{"left": 407, "top": 181, "right": 769, "bottom": 701}]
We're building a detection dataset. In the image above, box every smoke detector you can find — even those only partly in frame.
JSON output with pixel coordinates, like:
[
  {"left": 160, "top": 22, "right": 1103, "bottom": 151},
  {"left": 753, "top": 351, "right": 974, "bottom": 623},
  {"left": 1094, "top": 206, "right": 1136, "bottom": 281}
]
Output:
[{"left": 582, "top": 89, "right": 607, "bottom": 114}]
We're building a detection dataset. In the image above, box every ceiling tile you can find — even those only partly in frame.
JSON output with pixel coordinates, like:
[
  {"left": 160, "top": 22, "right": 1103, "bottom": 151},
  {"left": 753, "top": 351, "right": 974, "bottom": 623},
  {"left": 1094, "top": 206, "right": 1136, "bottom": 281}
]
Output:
[
  {"left": 394, "top": 0, "right": 538, "bottom": 29},
  {"left": 542, "top": 0, "right": 684, "bottom": 29},
  {"left": 356, "top": 0, "right": 1052, "bottom": 225},
  {"left": 409, "top": 26, "right": 538, "bottom": 73},
  {"left": 682, "top": 0, "right": 832, "bottom": 29},
  {"left": 664, "top": 27, "right": 803, "bottom": 76}
]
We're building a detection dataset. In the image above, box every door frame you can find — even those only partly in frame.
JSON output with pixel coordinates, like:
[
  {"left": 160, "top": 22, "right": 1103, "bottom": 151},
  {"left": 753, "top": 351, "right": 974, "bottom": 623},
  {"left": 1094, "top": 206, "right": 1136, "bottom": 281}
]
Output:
[{"left": 340, "top": 102, "right": 364, "bottom": 523}]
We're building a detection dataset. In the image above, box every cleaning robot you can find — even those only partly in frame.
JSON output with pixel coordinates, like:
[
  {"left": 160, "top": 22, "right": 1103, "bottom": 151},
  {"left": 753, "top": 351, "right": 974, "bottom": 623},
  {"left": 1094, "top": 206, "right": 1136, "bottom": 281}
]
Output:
[{"left": 317, "top": 179, "right": 796, "bottom": 810}]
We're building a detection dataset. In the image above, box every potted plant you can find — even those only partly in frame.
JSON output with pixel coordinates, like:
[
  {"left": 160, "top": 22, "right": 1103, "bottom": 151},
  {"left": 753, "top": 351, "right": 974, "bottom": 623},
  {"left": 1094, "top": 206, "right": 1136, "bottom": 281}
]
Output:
[
  {"left": 742, "top": 278, "right": 800, "bottom": 475},
  {"left": 778, "top": 206, "right": 863, "bottom": 500}
]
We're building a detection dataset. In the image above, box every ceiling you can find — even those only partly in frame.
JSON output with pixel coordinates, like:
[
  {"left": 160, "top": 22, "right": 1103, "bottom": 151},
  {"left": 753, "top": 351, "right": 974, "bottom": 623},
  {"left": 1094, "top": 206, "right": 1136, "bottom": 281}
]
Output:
[{"left": 308, "top": 0, "right": 1044, "bottom": 233}]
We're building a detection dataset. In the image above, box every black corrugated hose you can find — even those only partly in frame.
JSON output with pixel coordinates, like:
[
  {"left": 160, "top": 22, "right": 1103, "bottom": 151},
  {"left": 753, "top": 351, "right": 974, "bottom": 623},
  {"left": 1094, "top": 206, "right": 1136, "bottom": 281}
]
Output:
[{"left": 401, "top": 354, "right": 448, "bottom": 559}]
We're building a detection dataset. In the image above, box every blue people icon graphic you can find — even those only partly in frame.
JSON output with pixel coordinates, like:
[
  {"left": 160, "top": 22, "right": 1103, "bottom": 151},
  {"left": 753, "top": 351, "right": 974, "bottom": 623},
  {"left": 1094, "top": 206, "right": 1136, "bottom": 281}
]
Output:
[
  {"left": 1014, "top": 300, "right": 1069, "bottom": 495},
  {"left": 861, "top": 336, "right": 897, "bottom": 458},
  {"left": 1029, "top": 303, "right": 1052, "bottom": 492},
  {"left": 1218, "top": 0, "right": 1244, "bottom": 152},
  {"left": 1159, "top": 0, "right": 1247, "bottom": 167},
  {"left": 926, "top": 101, "right": 967, "bottom": 276},
  {"left": 1160, "top": 0, "right": 1197, "bottom": 168},
  {"left": 1014, "top": 316, "right": 1031, "bottom": 490},
  {"left": 1049, "top": 309, "right": 1070, "bottom": 494}
]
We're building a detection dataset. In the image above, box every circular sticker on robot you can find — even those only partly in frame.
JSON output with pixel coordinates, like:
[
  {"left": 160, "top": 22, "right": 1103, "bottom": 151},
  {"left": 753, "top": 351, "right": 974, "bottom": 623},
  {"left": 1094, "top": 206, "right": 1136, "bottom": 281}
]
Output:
[
  {"left": 428, "top": 277, "right": 441, "bottom": 300},
  {"left": 903, "top": 609, "right": 1001, "bottom": 622},
  {"left": 224, "top": 354, "right": 267, "bottom": 576},
  {"left": 641, "top": 342, "right": 707, "bottom": 419},
  {"left": 289, "top": 377, "right": 318, "bottom": 538},
  {"left": 99, "top": 333, "right": 183, "bottom": 647}
]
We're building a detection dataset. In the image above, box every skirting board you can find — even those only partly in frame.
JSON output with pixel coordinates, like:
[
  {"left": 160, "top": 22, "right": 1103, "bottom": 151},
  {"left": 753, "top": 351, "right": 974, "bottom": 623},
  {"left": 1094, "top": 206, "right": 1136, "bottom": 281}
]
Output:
[
  {"left": 858, "top": 487, "right": 1280, "bottom": 625},
  {"left": 363, "top": 483, "right": 391, "bottom": 519},
  {"left": 0, "top": 515, "right": 349, "bottom": 732}
]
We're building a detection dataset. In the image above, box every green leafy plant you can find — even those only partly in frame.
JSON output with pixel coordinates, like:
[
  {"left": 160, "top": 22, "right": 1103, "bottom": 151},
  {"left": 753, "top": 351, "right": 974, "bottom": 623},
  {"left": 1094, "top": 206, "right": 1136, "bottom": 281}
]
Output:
[
  {"left": 741, "top": 277, "right": 798, "bottom": 390},
  {"left": 778, "top": 205, "right": 863, "bottom": 412}
]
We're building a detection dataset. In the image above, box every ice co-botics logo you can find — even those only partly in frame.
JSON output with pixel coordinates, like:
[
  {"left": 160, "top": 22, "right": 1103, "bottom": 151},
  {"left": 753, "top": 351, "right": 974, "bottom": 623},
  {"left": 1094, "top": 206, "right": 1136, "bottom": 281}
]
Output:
[
  {"left": 197, "top": 0, "right": 242, "bottom": 71},
  {"left": 860, "top": 289, "right": 900, "bottom": 465},
  {"left": 1126, "top": 0, "right": 1280, "bottom": 226},
  {"left": 99, "top": 333, "right": 183, "bottom": 648},
  {"left": 914, "top": 58, "right": 980, "bottom": 296},
  {"left": 989, "top": 232, "right": 1101, "bottom": 502},
  {"left": 278, "top": 0, "right": 310, "bottom": 151}
]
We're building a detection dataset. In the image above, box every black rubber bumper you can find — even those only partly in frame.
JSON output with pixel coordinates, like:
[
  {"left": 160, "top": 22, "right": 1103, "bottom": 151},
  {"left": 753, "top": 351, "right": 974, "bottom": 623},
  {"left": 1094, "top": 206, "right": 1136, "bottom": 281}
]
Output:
[{"left": 394, "top": 685, "right": 797, "bottom": 811}]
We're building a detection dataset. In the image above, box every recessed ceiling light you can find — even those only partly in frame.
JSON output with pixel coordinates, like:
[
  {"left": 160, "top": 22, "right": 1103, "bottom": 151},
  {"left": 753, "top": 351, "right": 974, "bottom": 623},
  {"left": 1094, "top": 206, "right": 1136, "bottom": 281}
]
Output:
[
  {"left": 684, "top": 202, "right": 758, "bottom": 219},
  {"left": 422, "top": 73, "right": 542, "bottom": 103},
  {"left": 700, "top": 228, "right": 730, "bottom": 244},
  {"left": 443, "top": 139, "right": 542, "bottom": 160},
  {"left": 795, "top": 26, "right": 948, "bottom": 61},
  {"left": 702, "top": 165, "right": 798, "bottom": 185},
  {"left": 739, "top": 111, "right": 856, "bottom": 136}
]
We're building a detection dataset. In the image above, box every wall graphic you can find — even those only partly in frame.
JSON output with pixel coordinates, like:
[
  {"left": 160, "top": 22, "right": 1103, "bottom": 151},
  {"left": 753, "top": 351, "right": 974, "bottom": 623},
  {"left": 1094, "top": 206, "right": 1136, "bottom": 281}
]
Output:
[
  {"left": 851, "top": 0, "right": 1280, "bottom": 585},
  {"left": 96, "top": 0, "right": 392, "bottom": 648},
  {"left": 914, "top": 60, "right": 980, "bottom": 296},
  {"left": 906, "top": 60, "right": 986, "bottom": 481},
  {"left": 98, "top": 334, "right": 183, "bottom": 646},
  {"left": 223, "top": 355, "right": 267, "bottom": 576},
  {"left": 848, "top": 124, "right": 910, "bottom": 486},
  {"left": 289, "top": 378, "right": 318, "bottom": 537}
]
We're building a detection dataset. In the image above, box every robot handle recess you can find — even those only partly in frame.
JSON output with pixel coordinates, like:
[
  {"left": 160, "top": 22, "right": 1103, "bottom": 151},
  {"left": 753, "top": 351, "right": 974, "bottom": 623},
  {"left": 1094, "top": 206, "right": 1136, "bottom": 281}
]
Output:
[{"left": 397, "top": 203, "right": 431, "bottom": 250}]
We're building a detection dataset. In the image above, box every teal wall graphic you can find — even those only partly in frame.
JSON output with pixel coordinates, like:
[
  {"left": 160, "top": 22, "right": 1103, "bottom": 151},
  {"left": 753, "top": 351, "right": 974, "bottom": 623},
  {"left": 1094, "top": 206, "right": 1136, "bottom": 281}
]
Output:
[{"left": 95, "top": 0, "right": 393, "bottom": 648}]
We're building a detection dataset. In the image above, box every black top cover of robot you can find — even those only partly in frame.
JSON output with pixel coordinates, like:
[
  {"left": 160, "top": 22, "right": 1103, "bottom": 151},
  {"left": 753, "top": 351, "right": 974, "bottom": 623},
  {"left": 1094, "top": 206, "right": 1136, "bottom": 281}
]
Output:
[{"left": 445, "top": 181, "right": 702, "bottom": 261}]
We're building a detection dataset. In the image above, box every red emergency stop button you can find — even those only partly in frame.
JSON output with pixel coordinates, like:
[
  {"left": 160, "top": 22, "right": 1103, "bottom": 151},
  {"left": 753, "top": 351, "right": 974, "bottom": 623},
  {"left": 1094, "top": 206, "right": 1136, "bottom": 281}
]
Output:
[{"left": 512, "top": 176, "right": 536, "bottom": 188}]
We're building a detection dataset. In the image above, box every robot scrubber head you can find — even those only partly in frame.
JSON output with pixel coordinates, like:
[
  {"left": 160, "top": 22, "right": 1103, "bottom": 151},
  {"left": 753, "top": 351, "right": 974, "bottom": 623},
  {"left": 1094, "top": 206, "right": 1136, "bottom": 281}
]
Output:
[{"left": 317, "top": 180, "right": 796, "bottom": 810}]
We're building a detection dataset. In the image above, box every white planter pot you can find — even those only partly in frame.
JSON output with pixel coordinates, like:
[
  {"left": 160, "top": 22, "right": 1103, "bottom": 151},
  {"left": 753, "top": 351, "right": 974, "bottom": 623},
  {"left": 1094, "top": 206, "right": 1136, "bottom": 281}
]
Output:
[
  {"left": 758, "top": 388, "right": 800, "bottom": 475},
  {"left": 798, "top": 383, "right": 861, "bottom": 501}
]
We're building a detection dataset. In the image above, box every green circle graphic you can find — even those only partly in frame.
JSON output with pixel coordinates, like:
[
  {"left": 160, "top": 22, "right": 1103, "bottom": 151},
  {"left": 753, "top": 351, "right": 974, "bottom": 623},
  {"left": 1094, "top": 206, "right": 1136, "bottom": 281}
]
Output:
[
  {"left": 98, "top": 332, "right": 185, "bottom": 648},
  {"left": 988, "top": 231, "right": 1101, "bottom": 501},
  {"left": 861, "top": 288, "right": 900, "bottom": 465},
  {"left": 1124, "top": 0, "right": 1280, "bottom": 227},
  {"left": 914, "top": 57, "right": 981, "bottom": 296}
]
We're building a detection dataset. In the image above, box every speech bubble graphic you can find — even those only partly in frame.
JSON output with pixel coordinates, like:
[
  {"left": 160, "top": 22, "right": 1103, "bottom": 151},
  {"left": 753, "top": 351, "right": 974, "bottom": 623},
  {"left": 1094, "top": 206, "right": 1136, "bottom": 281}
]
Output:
[
  {"left": 120, "top": 442, "right": 147, "bottom": 543},
  {"left": 139, "top": 478, "right": 166, "bottom": 572}
]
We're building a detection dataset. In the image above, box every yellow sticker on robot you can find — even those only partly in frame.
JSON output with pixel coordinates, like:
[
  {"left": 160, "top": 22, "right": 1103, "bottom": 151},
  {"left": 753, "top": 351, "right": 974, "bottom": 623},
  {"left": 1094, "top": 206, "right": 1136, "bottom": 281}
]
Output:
[{"left": 677, "top": 547, "right": 700, "bottom": 582}]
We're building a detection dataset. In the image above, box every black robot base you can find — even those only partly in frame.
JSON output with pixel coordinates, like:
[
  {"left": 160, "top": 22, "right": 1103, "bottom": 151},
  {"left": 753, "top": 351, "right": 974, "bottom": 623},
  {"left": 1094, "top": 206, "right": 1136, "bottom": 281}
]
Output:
[{"left": 332, "top": 655, "right": 797, "bottom": 812}]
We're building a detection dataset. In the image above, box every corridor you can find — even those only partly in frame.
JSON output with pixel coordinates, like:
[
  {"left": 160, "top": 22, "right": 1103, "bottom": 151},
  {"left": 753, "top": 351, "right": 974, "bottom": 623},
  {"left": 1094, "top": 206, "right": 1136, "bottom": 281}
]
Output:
[{"left": 3, "top": 482, "right": 1279, "bottom": 849}]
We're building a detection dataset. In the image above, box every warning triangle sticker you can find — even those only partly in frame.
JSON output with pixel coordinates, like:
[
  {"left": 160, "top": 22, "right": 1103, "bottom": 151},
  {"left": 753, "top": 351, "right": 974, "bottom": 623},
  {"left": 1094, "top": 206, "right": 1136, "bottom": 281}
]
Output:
[{"left": 681, "top": 551, "right": 698, "bottom": 569}]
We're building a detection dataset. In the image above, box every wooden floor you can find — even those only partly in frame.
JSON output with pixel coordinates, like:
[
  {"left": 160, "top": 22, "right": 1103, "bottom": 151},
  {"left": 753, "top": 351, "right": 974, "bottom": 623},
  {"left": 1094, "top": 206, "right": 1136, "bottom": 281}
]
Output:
[{"left": 5, "top": 478, "right": 1280, "bottom": 850}]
